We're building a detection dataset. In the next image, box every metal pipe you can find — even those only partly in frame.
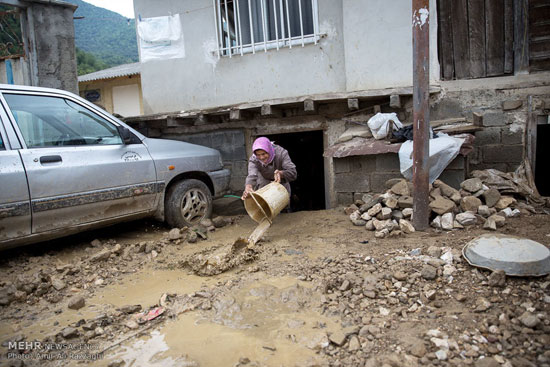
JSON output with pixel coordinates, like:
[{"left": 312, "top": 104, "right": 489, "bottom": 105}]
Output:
[
  {"left": 214, "top": 0, "right": 223, "bottom": 58},
  {"left": 412, "top": 0, "right": 430, "bottom": 230},
  {"left": 285, "top": 0, "right": 291, "bottom": 48},
  {"left": 236, "top": 0, "right": 244, "bottom": 55},
  {"left": 260, "top": 0, "right": 268, "bottom": 52},
  {"left": 273, "top": 0, "right": 280, "bottom": 50},
  {"left": 248, "top": 0, "right": 255, "bottom": 53},
  {"left": 298, "top": 0, "right": 304, "bottom": 47},
  {"left": 224, "top": 0, "right": 232, "bottom": 57},
  {"left": 279, "top": 0, "right": 285, "bottom": 40}
]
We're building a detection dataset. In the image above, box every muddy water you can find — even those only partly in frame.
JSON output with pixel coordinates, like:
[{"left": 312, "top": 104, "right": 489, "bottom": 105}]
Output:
[{"left": 95, "top": 274, "right": 338, "bottom": 367}]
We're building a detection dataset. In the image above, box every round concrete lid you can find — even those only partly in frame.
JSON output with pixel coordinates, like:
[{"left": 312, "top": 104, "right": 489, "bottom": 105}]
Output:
[{"left": 462, "top": 234, "right": 550, "bottom": 276}]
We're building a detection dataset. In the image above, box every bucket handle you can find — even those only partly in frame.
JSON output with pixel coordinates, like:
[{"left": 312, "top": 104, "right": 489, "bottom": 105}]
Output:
[{"left": 250, "top": 193, "right": 272, "bottom": 225}]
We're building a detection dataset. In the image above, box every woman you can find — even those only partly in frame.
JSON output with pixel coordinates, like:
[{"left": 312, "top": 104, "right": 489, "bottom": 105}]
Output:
[{"left": 241, "top": 137, "right": 297, "bottom": 201}]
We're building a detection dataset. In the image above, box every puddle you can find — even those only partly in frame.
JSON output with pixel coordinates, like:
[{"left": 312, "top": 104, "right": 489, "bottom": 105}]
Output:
[{"left": 98, "top": 275, "right": 337, "bottom": 367}]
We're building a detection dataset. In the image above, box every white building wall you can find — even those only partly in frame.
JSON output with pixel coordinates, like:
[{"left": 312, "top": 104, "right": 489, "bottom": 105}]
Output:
[{"left": 133, "top": 0, "right": 441, "bottom": 114}]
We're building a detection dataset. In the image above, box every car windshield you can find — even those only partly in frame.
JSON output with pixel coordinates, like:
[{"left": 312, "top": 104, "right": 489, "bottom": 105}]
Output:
[{"left": 3, "top": 93, "right": 122, "bottom": 147}]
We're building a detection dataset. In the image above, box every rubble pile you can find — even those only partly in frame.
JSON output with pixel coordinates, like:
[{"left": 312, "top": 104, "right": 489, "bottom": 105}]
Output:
[{"left": 345, "top": 174, "right": 539, "bottom": 238}]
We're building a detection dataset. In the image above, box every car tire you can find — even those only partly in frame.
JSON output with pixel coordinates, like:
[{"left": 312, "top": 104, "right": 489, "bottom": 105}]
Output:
[{"left": 165, "top": 179, "right": 212, "bottom": 228}]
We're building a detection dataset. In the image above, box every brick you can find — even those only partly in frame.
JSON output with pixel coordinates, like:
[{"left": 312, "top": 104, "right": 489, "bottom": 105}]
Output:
[
  {"left": 337, "top": 193, "right": 353, "bottom": 206},
  {"left": 501, "top": 129, "right": 523, "bottom": 145},
  {"left": 483, "top": 111, "right": 507, "bottom": 127},
  {"left": 232, "top": 160, "right": 248, "bottom": 176},
  {"left": 502, "top": 100, "right": 522, "bottom": 111},
  {"left": 474, "top": 127, "right": 501, "bottom": 145},
  {"left": 353, "top": 192, "right": 367, "bottom": 202},
  {"left": 229, "top": 175, "right": 246, "bottom": 192},
  {"left": 445, "top": 155, "right": 465, "bottom": 170},
  {"left": 375, "top": 153, "right": 400, "bottom": 172},
  {"left": 334, "top": 172, "right": 370, "bottom": 192},
  {"left": 482, "top": 145, "right": 523, "bottom": 163},
  {"left": 370, "top": 172, "right": 403, "bottom": 193},
  {"left": 430, "top": 98, "right": 462, "bottom": 121},
  {"left": 350, "top": 156, "right": 376, "bottom": 172},
  {"left": 231, "top": 130, "right": 245, "bottom": 146},
  {"left": 471, "top": 162, "right": 508, "bottom": 172},
  {"left": 334, "top": 158, "right": 350, "bottom": 174}
]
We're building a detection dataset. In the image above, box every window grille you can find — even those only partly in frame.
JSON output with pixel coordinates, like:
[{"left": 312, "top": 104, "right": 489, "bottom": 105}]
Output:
[{"left": 212, "top": 0, "right": 320, "bottom": 58}]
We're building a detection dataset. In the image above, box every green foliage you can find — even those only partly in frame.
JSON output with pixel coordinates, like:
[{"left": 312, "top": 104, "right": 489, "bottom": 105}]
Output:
[
  {"left": 76, "top": 47, "right": 108, "bottom": 75},
  {"left": 0, "top": 5, "right": 24, "bottom": 58},
  {"left": 65, "top": 0, "right": 138, "bottom": 71}
]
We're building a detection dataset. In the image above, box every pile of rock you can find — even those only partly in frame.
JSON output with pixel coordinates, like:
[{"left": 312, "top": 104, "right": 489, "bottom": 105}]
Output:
[{"left": 345, "top": 177, "right": 525, "bottom": 238}]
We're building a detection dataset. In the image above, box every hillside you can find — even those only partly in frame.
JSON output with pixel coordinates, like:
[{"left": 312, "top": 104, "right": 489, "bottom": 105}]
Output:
[{"left": 67, "top": 0, "right": 138, "bottom": 68}]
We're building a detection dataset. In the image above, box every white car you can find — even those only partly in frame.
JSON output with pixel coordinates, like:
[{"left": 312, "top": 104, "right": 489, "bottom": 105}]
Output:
[{"left": 0, "top": 84, "right": 230, "bottom": 249}]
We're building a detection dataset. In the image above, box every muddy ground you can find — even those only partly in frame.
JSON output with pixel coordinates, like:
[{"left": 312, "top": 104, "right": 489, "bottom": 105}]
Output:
[{"left": 0, "top": 198, "right": 549, "bottom": 367}]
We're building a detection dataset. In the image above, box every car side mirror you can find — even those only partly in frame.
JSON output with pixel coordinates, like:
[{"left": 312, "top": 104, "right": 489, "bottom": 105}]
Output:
[{"left": 117, "top": 125, "right": 133, "bottom": 145}]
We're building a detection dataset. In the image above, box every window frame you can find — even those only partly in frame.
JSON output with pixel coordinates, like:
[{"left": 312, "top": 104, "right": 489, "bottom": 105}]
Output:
[
  {"left": 0, "top": 91, "right": 127, "bottom": 149},
  {"left": 212, "top": 0, "right": 322, "bottom": 58}
]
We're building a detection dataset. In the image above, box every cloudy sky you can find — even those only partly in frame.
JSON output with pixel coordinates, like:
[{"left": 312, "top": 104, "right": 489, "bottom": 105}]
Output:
[{"left": 84, "top": 0, "right": 135, "bottom": 18}]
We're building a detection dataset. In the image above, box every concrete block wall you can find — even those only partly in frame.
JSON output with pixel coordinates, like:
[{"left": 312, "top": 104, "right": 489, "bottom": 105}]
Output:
[
  {"left": 177, "top": 130, "right": 248, "bottom": 193},
  {"left": 334, "top": 153, "right": 465, "bottom": 206}
]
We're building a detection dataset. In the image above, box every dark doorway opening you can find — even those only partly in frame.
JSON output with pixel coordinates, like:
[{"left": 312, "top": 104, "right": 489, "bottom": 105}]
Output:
[
  {"left": 264, "top": 130, "right": 326, "bottom": 211},
  {"left": 535, "top": 124, "right": 550, "bottom": 196}
]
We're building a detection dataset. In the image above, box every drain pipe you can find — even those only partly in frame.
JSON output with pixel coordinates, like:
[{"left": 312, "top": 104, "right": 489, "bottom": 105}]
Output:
[{"left": 412, "top": 0, "right": 430, "bottom": 230}]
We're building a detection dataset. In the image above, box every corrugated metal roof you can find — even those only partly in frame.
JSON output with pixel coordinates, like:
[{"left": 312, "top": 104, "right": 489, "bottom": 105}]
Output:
[{"left": 78, "top": 62, "right": 140, "bottom": 82}]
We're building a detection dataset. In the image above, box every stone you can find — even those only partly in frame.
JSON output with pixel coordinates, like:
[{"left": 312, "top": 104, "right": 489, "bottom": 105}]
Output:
[
  {"left": 461, "top": 178, "right": 483, "bottom": 193},
  {"left": 518, "top": 312, "right": 539, "bottom": 328},
  {"left": 379, "top": 207, "right": 392, "bottom": 220},
  {"left": 397, "top": 196, "right": 413, "bottom": 209},
  {"left": 360, "top": 212, "right": 372, "bottom": 221},
  {"left": 483, "top": 218, "right": 497, "bottom": 231},
  {"left": 430, "top": 197, "right": 456, "bottom": 215},
  {"left": 431, "top": 216, "right": 442, "bottom": 229},
  {"left": 187, "top": 231, "right": 198, "bottom": 243},
  {"left": 200, "top": 218, "right": 214, "bottom": 228},
  {"left": 455, "top": 212, "right": 477, "bottom": 226},
  {"left": 365, "top": 220, "right": 375, "bottom": 231},
  {"left": 453, "top": 220, "right": 464, "bottom": 229},
  {"left": 359, "top": 196, "right": 383, "bottom": 213},
  {"left": 168, "top": 228, "right": 183, "bottom": 240},
  {"left": 391, "top": 210, "right": 403, "bottom": 220},
  {"left": 348, "top": 336, "right": 360, "bottom": 351},
  {"left": 399, "top": 219, "right": 415, "bottom": 234},
  {"left": 367, "top": 203, "right": 383, "bottom": 217},
  {"left": 383, "top": 196, "right": 398, "bottom": 209},
  {"left": 421, "top": 265, "right": 438, "bottom": 280},
  {"left": 441, "top": 213, "right": 454, "bottom": 230},
  {"left": 488, "top": 214, "right": 505, "bottom": 227},
  {"left": 351, "top": 219, "right": 367, "bottom": 226},
  {"left": 437, "top": 181, "right": 460, "bottom": 199},
  {"left": 391, "top": 180, "right": 410, "bottom": 196},
  {"left": 409, "top": 341, "right": 427, "bottom": 358},
  {"left": 350, "top": 210, "right": 361, "bottom": 221},
  {"left": 478, "top": 205, "right": 491, "bottom": 217},
  {"left": 329, "top": 331, "right": 347, "bottom": 346},
  {"left": 118, "top": 304, "right": 142, "bottom": 314},
  {"left": 373, "top": 219, "right": 391, "bottom": 231},
  {"left": 461, "top": 196, "right": 482, "bottom": 212},
  {"left": 487, "top": 270, "right": 506, "bottom": 287},
  {"left": 474, "top": 297, "right": 492, "bottom": 312},
  {"left": 68, "top": 296, "right": 85, "bottom": 310},
  {"left": 502, "top": 100, "right": 523, "bottom": 111},
  {"left": 344, "top": 206, "right": 358, "bottom": 216},
  {"left": 402, "top": 208, "right": 413, "bottom": 218},
  {"left": 482, "top": 189, "right": 501, "bottom": 208},
  {"left": 125, "top": 320, "right": 139, "bottom": 329},
  {"left": 435, "top": 350, "right": 448, "bottom": 361},
  {"left": 51, "top": 278, "right": 66, "bottom": 291},
  {"left": 90, "top": 239, "right": 102, "bottom": 247},
  {"left": 61, "top": 327, "right": 79, "bottom": 339},
  {"left": 90, "top": 249, "right": 111, "bottom": 262},
  {"left": 212, "top": 217, "right": 227, "bottom": 228},
  {"left": 375, "top": 229, "right": 389, "bottom": 238},
  {"left": 495, "top": 197, "right": 516, "bottom": 210},
  {"left": 426, "top": 246, "right": 441, "bottom": 258}
]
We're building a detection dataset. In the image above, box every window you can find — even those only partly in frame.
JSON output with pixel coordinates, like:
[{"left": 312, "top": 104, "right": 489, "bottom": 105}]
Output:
[
  {"left": 213, "top": 0, "right": 320, "bottom": 57},
  {"left": 3, "top": 94, "right": 123, "bottom": 148},
  {"left": 0, "top": 133, "right": 4, "bottom": 150}
]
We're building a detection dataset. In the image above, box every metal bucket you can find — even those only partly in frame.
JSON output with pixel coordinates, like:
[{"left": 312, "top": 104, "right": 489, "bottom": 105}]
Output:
[{"left": 244, "top": 182, "right": 290, "bottom": 223}]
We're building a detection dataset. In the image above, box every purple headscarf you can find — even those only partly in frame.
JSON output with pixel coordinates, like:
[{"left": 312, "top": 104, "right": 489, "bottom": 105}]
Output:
[{"left": 252, "top": 137, "right": 275, "bottom": 165}]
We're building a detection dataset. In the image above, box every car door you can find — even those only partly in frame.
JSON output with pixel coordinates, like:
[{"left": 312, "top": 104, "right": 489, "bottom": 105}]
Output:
[
  {"left": 0, "top": 91, "right": 158, "bottom": 234},
  {"left": 0, "top": 107, "right": 31, "bottom": 241}
]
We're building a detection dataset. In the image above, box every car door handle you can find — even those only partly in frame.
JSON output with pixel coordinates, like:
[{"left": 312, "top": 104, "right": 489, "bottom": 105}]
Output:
[{"left": 40, "top": 155, "right": 62, "bottom": 164}]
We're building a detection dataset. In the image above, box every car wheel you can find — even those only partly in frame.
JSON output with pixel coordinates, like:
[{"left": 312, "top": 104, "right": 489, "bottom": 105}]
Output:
[{"left": 165, "top": 179, "right": 212, "bottom": 228}]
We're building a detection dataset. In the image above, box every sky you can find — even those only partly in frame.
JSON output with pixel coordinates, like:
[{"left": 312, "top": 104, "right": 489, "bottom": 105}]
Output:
[{"left": 83, "top": 0, "right": 135, "bottom": 19}]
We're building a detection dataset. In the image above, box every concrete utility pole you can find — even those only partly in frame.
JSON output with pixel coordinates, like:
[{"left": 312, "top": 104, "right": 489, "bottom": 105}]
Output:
[{"left": 412, "top": 0, "right": 430, "bottom": 230}]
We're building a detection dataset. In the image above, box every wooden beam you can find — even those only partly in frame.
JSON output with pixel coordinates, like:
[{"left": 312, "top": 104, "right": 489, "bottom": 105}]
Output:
[
  {"left": 304, "top": 99, "right": 316, "bottom": 113},
  {"left": 347, "top": 98, "right": 359, "bottom": 111},
  {"left": 373, "top": 104, "right": 382, "bottom": 114},
  {"left": 438, "top": 0, "right": 455, "bottom": 80},
  {"left": 389, "top": 94, "right": 401, "bottom": 108},
  {"left": 468, "top": 0, "right": 486, "bottom": 78},
  {"left": 504, "top": 0, "right": 514, "bottom": 73},
  {"left": 451, "top": 0, "right": 470, "bottom": 79},
  {"left": 472, "top": 112, "right": 483, "bottom": 127},
  {"left": 229, "top": 108, "right": 252, "bottom": 121},
  {"left": 486, "top": 0, "right": 505, "bottom": 76},
  {"left": 260, "top": 104, "right": 282, "bottom": 117},
  {"left": 514, "top": 0, "right": 529, "bottom": 75}
]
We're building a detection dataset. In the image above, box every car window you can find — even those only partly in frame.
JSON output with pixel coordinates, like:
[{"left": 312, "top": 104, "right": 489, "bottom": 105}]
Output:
[
  {"left": 3, "top": 93, "right": 123, "bottom": 148},
  {"left": 0, "top": 133, "right": 4, "bottom": 150}
]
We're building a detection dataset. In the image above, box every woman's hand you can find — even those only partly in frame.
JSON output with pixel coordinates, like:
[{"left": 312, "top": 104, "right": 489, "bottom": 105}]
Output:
[
  {"left": 274, "top": 170, "right": 284, "bottom": 183},
  {"left": 241, "top": 184, "right": 254, "bottom": 200}
]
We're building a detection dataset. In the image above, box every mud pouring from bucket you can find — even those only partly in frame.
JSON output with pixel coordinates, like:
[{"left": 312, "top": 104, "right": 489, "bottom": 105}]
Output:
[{"left": 240, "top": 182, "right": 290, "bottom": 247}]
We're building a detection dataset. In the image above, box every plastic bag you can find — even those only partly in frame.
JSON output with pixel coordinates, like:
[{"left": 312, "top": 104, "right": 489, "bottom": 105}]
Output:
[
  {"left": 398, "top": 133, "right": 464, "bottom": 183},
  {"left": 138, "top": 14, "right": 185, "bottom": 62},
  {"left": 367, "top": 113, "right": 403, "bottom": 140}
]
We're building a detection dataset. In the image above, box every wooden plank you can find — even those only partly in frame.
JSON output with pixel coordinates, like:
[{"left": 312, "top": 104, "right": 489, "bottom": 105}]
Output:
[
  {"left": 514, "top": 0, "right": 530, "bottom": 74},
  {"left": 486, "top": 0, "right": 505, "bottom": 76},
  {"left": 526, "top": 96, "right": 537, "bottom": 173},
  {"left": 504, "top": 0, "right": 514, "bottom": 73},
  {"left": 451, "top": 0, "right": 471, "bottom": 79},
  {"left": 434, "top": 125, "right": 483, "bottom": 134},
  {"left": 468, "top": 0, "right": 486, "bottom": 78},
  {"left": 437, "top": 0, "right": 455, "bottom": 80}
]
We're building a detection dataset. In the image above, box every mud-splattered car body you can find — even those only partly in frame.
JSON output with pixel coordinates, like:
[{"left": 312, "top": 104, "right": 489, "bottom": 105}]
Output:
[{"left": 0, "top": 84, "right": 230, "bottom": 250}]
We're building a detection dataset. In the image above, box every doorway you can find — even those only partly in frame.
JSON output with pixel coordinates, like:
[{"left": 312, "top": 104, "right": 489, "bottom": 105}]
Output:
[
  {"left": 263, "top": 130, "right": 325, "bottom": 211},
  {"left": 535, "top": 123, "right": 550, "bottom": 196}
]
